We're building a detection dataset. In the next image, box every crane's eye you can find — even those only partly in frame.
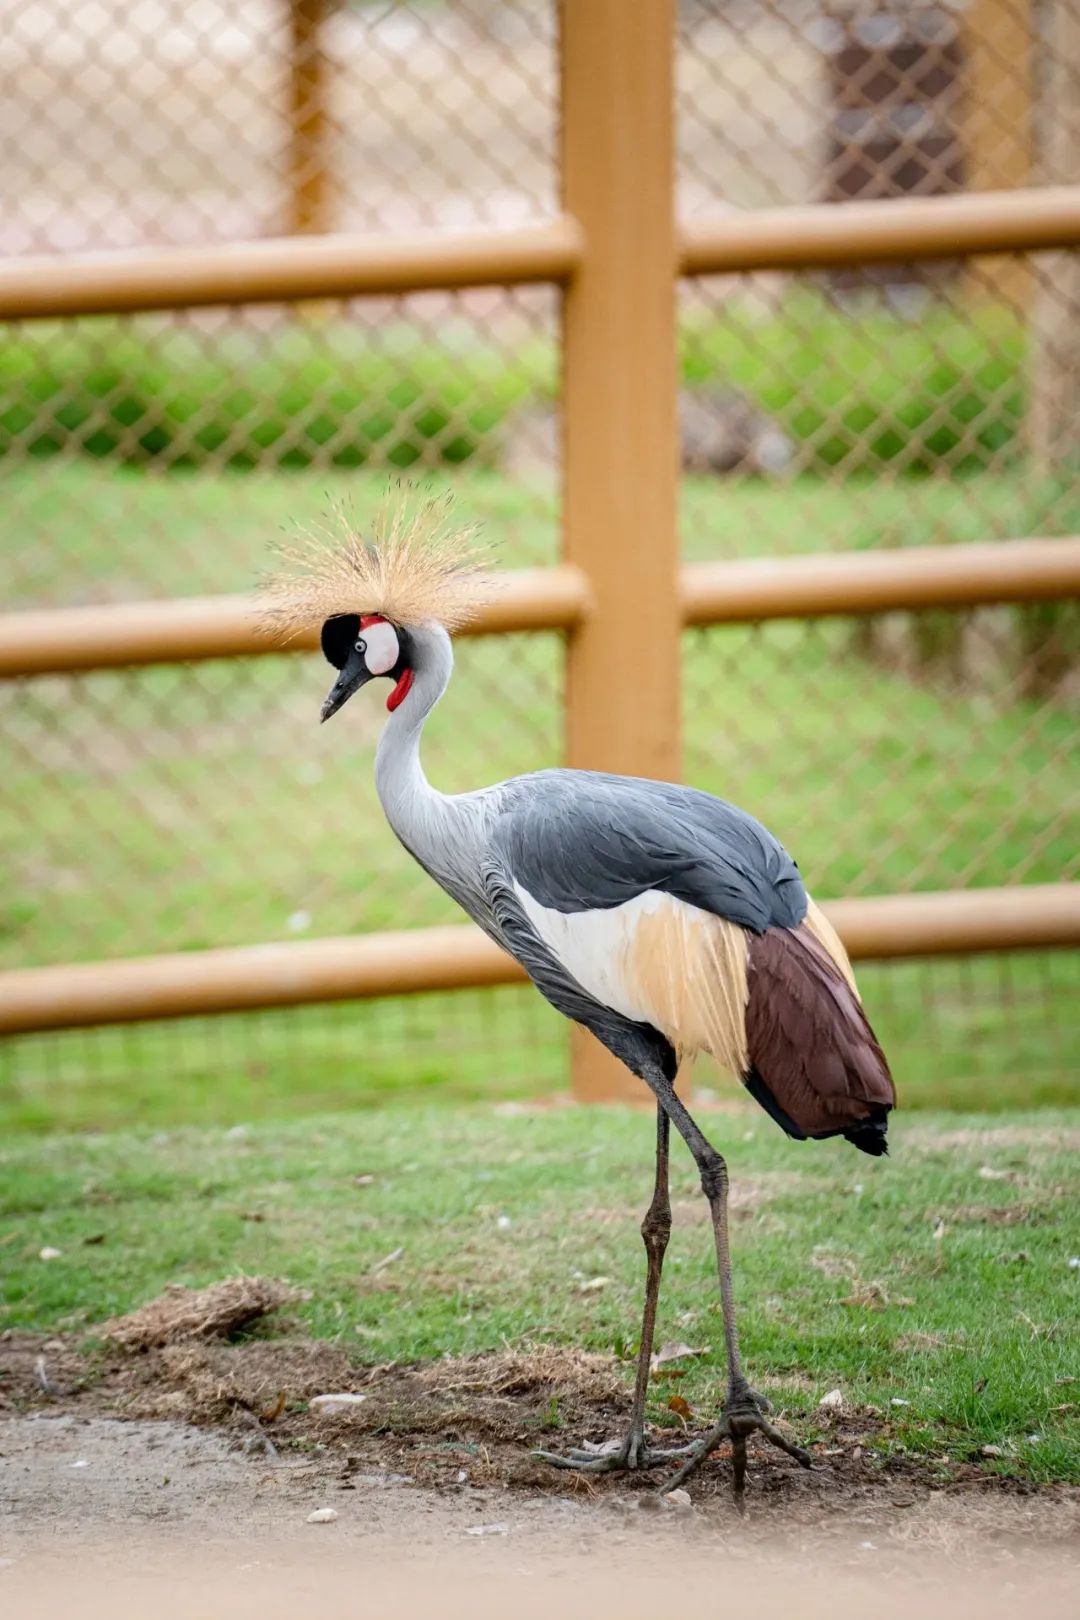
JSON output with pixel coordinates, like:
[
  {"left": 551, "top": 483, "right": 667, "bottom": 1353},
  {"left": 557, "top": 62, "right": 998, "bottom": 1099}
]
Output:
[{"left": 355, "top": 638, "right": 367, "bottom": 656}]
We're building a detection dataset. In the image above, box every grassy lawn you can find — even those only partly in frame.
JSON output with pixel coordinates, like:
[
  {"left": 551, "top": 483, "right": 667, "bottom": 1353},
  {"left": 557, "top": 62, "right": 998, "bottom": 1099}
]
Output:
[
  {"left": 2, "top": 1102, "right": 1078, "bottom": 1484},
  {"left": 4, "top": 460, "right": 1080, "bottom": 604}
]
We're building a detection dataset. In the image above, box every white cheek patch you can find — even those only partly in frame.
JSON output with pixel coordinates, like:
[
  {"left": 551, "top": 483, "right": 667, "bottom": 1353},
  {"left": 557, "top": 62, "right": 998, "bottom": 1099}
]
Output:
[{"left": 362, "top": 620, "right": 400, "bottom": 675}]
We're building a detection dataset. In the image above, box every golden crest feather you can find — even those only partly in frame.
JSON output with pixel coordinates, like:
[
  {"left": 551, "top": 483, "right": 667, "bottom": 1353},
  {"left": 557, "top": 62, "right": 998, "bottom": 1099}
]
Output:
[{"left": 260, "top": 491, "right": 494, "bottom": 639}]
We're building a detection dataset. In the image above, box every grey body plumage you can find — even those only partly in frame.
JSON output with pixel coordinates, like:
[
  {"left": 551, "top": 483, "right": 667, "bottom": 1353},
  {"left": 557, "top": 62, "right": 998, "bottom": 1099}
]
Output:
[{"left": 490, "top": 769, "right": 806, "bottom": 931}]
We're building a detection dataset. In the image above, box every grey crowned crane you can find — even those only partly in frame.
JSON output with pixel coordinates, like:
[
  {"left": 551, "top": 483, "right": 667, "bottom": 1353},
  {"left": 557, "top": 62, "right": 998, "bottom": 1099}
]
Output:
[{"left": 266, "top": 501, "right": 895, "bottom": 1500}]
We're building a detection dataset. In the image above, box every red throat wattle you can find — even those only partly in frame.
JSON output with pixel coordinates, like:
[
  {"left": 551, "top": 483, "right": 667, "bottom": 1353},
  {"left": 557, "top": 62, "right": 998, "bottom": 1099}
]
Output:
[{"left": 387, "top": 667, "right": 414, "bottom": 712}]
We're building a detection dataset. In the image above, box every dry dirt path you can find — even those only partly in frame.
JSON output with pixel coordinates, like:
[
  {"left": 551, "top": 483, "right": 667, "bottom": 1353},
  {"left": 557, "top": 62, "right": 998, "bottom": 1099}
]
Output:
[{"left": 2, "top": 1412, "right": 1079, "bottom": 1620}]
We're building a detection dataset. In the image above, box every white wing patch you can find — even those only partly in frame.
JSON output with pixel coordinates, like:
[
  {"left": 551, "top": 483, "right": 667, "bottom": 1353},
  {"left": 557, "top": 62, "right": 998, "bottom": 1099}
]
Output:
[{"left": 514, "top": 883, "right": 751, "bottom": 1077}]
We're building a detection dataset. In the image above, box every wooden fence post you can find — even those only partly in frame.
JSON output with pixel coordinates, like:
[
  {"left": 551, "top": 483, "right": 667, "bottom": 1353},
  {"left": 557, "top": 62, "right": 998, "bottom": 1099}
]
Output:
[
  {"left": 1030, "top": 0, "right": 1080, "bottom": 474},
  {"left": 560, "top": 0, "right": 681, "bottom": 1103},
  {"left": 962, "top": 0, "right": 1035, "bottom": 308},
  {"left": 286, "top": 0, "right": 331, "bottom": 237}
]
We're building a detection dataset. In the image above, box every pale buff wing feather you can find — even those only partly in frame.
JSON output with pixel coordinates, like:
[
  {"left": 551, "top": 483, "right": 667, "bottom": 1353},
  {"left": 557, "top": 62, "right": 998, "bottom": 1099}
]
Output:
[
  {"left": 618, "top": 896, "right": 751, "bottom": 1077},
  {"left": 802, "top": 896, "right": 858, "bottom": 995},
  {"left": 514, "top": 886, "right": 751, "bottom": 1078}
]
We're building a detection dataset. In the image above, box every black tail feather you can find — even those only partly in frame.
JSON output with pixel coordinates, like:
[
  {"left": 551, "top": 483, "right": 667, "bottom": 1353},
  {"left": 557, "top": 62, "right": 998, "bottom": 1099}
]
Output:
[
  {"left": 840, "top": 1108, "right": 891, "bottom": 1157},
  {"left": 744, "top": 1066, "right": 891, "bottom": 1156}
]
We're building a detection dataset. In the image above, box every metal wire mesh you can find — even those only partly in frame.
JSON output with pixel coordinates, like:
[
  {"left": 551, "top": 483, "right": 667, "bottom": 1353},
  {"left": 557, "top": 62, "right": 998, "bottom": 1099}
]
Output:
[
  {"left": 1, "top": 0, "right": 1077, "bottom": 1131},
  {"left": 1, "top": 628, "right": 562, "bottom": 963},
  {"left": 674, "top": 0, "right": 1080, "bottom": 1113},
  {"left": 0, "top": 0, "right": 557, "bottom": 251},
  {"left": 679, "top": 255, "right": 1080, "bottom": 549},
  {"left": 677, "top": 0, "right": 1076, "bottom": 217}
]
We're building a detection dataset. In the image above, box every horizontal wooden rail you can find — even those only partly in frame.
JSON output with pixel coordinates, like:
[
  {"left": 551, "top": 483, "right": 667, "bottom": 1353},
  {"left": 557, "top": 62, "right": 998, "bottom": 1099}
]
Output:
[
  {"left": 0, "top": 885, "right": 1075, "bottom": 1036},
  {"left": 680, "top": 185, "right": 1080, "bottom": 276},
  {"left": 0, "top": 566, "right": 592, "bottom": 678},
  {"left": 680, "top": 536, "right": 1080, "bottom": 625},
  {"left": 824, "top": 885, "right": 1080, "bottom": 961},
  {"left": 0, "top": 217, "right": 585, "bottom": 321},
  {"left": 1, "top": 188, "right": 1078, "bottom": 323},
  {"left": 0, "top": 927, "right": 522, "bottom": 1035},
  {"left": 2, "top": 539, "right": 1077, "bottom": 679}
]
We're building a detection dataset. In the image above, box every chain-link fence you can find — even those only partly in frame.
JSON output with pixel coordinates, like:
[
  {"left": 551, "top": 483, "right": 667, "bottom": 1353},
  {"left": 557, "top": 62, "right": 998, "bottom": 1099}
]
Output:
[{"left": 1, "top": 0, "right": 1077, "bottom": 1131}]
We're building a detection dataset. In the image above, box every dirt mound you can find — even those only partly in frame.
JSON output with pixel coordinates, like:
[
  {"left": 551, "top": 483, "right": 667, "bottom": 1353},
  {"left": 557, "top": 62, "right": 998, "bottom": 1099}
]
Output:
[
  {"left": 99, "top": 1276, "right": 300, "bottom": 1351},
  {"left": 2, "top": 1333, "right": 632, "bottom": 1491}
]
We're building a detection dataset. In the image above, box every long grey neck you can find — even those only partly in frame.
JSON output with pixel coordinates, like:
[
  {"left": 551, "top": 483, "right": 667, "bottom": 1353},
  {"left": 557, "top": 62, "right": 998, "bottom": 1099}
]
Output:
[{"left": 373, "top": 621, "right": 459, "bottom": 865}]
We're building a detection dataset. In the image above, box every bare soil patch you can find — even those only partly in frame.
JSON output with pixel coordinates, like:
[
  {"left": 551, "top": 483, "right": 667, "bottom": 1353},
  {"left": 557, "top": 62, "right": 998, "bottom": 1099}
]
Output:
[
  {"left": 4, "top": 1328, "right": 1080, "bottom": 1620},
  {"left": 934, "top": 1204, "right": 1044, "bottom": 1227},
  {"left": 2, "top": 1328, "right": 1077, "bottom": 1525},
  {"left": 2, "top": 1411, "right": 1077, "bottom": 1620}
]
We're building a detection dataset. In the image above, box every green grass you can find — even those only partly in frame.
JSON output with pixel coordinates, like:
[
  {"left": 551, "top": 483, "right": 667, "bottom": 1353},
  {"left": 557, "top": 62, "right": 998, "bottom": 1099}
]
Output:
[
  {"left": 4, "top": 458, "right": 1078, "bottom": 606},
  {"left": 0, "top": 462, "right": 561, "bottom": 604},
  {"left": 2, "top": 1103, "right": 1078, "bottom": 1482}
]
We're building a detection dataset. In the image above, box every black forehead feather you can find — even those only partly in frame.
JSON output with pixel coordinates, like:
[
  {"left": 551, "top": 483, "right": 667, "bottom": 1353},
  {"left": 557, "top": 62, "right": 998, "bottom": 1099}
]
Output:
[{"left": 320, "top": 614, "right": 359, "bottom": 670}]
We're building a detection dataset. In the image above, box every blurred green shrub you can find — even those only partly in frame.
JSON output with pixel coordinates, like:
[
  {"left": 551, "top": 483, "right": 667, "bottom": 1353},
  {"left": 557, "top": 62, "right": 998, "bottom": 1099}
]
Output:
[
  {"left": 0, "top": 295, "right": 1026, "bottom": 475},
  {"left": 0, "top": 322, "right": 547, "bottom": 471}
]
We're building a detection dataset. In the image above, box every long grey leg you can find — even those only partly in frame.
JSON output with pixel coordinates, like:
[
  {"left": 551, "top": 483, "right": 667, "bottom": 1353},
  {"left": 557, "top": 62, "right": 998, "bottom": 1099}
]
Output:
[
  {"left": 535, "top": 1104, "right": 686, "bottom": 1473},
  {"left": 622, "top": 1103, "right": 671, "bottom": 1461},
  {"left": 654, "top": 1086, "right": 747, "bottom": 1392},
  {"left": 648, "top": 1079, "right": 813, "bottom": 1499},
  {"left": 533, "top": 1051, "right": 810, "bottom": 1492}
]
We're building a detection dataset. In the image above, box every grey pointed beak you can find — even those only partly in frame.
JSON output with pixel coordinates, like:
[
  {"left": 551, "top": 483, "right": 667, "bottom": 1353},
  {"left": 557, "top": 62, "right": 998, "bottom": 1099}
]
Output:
[{"left": 320, "top": 653, "right": 374, "bottom": 723}]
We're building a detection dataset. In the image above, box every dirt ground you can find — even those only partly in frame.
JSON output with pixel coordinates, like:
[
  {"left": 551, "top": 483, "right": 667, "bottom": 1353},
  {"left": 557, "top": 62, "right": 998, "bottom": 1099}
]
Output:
[
  {"left": 3, "top": 1332, "right": 1079, "bottom": 1617},
  {"left": 6, "top": 1327, "right": 1076, "bottom": 1506},
  {"left": 2, "top": 1408, "right": 1079, "bottom": 1620}
]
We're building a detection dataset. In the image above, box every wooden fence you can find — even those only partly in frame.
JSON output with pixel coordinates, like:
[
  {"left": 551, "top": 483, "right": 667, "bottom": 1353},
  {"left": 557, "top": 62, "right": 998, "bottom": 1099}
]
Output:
[{"left": 1, "top": 0, "right": 1078, "bottom": 1101}]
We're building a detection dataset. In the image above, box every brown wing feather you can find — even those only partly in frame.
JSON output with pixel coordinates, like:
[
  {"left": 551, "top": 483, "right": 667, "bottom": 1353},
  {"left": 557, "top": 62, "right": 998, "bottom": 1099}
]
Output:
[{"left": 745, "top": 924, "right": 894, "bottom": 1137}]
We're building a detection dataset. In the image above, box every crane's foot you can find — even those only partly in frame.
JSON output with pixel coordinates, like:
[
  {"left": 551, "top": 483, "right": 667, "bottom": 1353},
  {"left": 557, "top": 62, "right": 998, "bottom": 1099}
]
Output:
[
  {"left": 533, "top": 1386, "right": 785, "bottom": 1481},
  {"left": 533, "top": 1428, "right": 694, "bottom": 1475},
  {"left": 658, "top": 1382, "right": 813, "bottom": 1507}
]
